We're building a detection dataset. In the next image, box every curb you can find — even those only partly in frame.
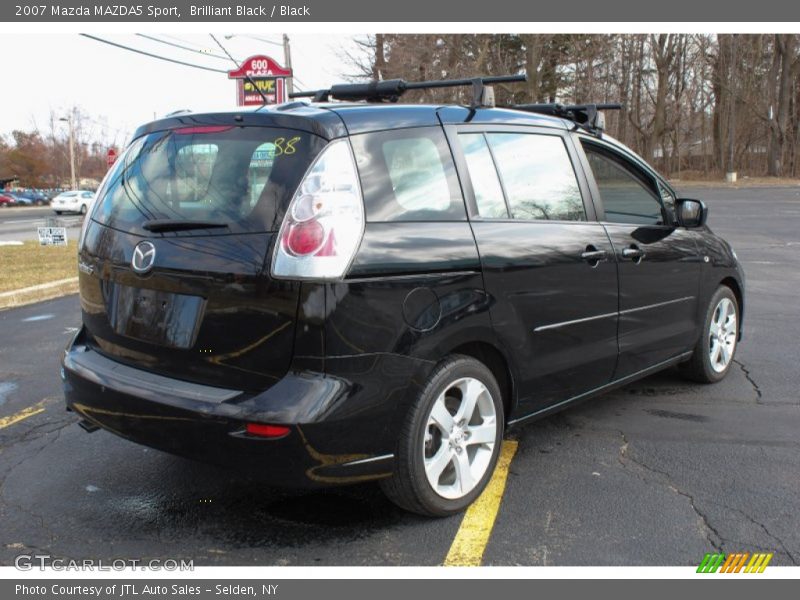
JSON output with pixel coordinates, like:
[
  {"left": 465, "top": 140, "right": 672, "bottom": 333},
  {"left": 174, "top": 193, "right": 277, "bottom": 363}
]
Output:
[{"left": 0, "top": 277, "right": 79, "bottom": 311}]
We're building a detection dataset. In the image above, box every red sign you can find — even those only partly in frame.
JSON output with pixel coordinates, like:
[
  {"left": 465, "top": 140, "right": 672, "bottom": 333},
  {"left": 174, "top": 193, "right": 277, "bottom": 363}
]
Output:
[
  {"left": 106, "top": 148, "right": 118, "bottom": 168},
  {"left": 228, "top": 55, "right": 292, "bottom": 106}
]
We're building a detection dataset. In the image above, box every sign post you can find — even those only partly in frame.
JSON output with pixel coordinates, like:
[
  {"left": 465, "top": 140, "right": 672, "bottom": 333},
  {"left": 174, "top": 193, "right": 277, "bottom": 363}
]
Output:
[{"left": 228, "top": 56, "right": 292, "bottom": 106}]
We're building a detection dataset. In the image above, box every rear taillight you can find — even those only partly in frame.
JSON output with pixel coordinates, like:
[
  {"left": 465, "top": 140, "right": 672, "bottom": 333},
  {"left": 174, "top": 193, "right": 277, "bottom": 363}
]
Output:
[{"left": 271, "top": 139, "right": 364, "bottom": 280}]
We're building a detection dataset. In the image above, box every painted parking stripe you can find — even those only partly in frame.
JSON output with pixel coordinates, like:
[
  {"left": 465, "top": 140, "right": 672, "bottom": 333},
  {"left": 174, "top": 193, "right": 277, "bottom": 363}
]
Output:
[
  {"left": 0, "top": 401, "right": 47, "bottom": 430},
  {"left": 444, "top": 439, "right": 518, "bottom": 566}
]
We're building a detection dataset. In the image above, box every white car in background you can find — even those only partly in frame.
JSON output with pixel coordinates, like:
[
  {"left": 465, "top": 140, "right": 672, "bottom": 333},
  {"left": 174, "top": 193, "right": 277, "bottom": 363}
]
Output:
[{"left": 52, "top": 191, "right": 95, "bottom": 215}]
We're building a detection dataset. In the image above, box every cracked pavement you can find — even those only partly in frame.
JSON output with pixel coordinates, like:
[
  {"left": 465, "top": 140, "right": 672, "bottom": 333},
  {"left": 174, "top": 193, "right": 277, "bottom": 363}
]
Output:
[{"left": 0, "top": 186, "right": 798, "bottom": 566}]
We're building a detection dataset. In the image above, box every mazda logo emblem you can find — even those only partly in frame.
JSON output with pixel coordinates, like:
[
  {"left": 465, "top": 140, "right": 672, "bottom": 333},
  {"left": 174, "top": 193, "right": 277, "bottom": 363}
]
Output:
[{"left": 131, "top": 241, "right": 156, "bottom": 274}]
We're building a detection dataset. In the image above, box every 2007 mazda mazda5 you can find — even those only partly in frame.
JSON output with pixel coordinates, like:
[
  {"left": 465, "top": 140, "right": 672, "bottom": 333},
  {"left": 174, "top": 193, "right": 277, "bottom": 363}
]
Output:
[{"left": 62, "top": 78, "right": 744, "bottom": 517}]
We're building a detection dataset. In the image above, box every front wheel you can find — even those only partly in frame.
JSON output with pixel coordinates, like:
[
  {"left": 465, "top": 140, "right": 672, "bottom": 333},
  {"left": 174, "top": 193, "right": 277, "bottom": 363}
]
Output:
[
  {"left": 380, "top": 355, "right": 504, "bottom": 517},
  {"left": 681, "top": 286, "right": 739, "bottom": 383}
]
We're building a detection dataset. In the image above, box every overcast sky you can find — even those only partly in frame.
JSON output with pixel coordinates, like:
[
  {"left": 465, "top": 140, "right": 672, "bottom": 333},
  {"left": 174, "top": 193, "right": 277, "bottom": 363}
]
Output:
[{"left": 0, "top": 33, "right": 366, "bottom": 146}]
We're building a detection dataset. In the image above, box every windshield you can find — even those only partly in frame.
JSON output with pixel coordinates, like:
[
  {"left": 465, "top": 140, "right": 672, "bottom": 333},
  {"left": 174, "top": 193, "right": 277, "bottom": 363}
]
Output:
[{"left": 92, "top": 126, "right": 326, "bottom": 234}]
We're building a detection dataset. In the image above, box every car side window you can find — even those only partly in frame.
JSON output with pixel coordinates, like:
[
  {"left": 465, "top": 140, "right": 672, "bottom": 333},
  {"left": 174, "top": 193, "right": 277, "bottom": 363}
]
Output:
[
  {"left": 485, "top": 133, "right": 585, "bottom": 222},
  {"left": 457, "top": 133, "right": 509, "bottom": 218},
  {"left": 350, "top": 127, "right": 466, "bottom": 222},
  {"left": 582, "top": 143, "right": 666, "bottom": 225}
]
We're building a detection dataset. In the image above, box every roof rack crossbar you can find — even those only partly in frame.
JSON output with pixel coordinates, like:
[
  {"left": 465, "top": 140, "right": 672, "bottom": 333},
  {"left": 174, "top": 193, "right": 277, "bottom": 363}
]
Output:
[
  {"left": 512, "top": 102, "right": 623, "bottom": 136},
  {"left": 291, "top": 74, "right": 526, "bottom": 106}
]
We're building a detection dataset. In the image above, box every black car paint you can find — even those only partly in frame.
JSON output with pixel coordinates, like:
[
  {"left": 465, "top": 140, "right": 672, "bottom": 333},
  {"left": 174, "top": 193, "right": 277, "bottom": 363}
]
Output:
[
  {"left": 78, "top": 224, "right": 299, "bottom": 391},
  {"left": 63, "top": 103, "right": 745, "bottom": 487}
]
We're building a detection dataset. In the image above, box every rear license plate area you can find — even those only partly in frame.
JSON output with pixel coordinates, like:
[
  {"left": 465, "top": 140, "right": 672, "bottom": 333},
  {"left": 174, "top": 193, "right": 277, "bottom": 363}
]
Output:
[{"left": 106, "top": 283, "right": 206, "bottom": 349}]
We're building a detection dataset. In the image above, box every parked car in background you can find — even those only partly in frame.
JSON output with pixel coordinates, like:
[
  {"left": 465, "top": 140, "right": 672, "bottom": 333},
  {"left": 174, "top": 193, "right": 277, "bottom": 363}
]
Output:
[
  {"left": 14, "top": 191, "right": 50, "bottom": 205},
  {"left": 6, "top": 193, "right": 33, "bottom": 206},
  {"left": 0, "top": 193, "right": 17, "bottom": 207},
  {"left": 51, "top": 190, "right": 95, "bottom": 215}
]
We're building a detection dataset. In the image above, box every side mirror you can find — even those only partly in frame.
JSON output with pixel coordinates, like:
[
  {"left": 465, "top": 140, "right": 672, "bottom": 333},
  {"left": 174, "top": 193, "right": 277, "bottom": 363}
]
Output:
[{"left": 676, "top": 198, "right": 708, "bottom": 228}]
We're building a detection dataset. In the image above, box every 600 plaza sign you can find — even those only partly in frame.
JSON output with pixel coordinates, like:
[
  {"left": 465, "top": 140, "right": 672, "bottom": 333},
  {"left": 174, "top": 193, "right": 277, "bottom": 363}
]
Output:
[{"left": 228, "top": 55, "right": 293, "bottom": 106}]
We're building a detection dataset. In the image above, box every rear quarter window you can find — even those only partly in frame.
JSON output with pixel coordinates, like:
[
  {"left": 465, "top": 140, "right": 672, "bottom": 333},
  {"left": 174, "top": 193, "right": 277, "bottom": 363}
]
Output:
[{"left": 349, "top": 127, "right": 466, "bottom": 222}]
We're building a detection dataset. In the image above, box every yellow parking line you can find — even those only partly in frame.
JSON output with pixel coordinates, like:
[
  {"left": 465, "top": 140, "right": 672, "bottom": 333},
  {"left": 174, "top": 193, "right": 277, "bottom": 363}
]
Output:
[
  {"left": 0, "top": 401, "right": 46, "bottom": 430},
  {"left": 444, "top": 439, "right": 518, "bottom": 566}
]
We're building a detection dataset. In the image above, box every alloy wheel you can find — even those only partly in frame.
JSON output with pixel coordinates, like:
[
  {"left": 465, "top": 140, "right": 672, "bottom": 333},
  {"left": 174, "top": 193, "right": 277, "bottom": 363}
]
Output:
[
  {"left": 708, "top": 297, "right": 737, "bottom": 373},
  {"left": 422, "top": 377, "right": 497, "bottom": 499}
]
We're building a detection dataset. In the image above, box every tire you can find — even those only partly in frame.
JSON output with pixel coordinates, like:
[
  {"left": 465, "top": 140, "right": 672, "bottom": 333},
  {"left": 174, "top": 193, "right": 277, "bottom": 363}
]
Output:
[
  {"left": 55, "top": 211, "right": 62, "bottom": 215},
  {"left": 79, "top": 204, "right": 87, "bottom": 215},
  {"left": 380, "top": 355, "right": 505, "bottom": 517},
  {"left": 681, "top": 285, "right": 739, "bottom": 383}
]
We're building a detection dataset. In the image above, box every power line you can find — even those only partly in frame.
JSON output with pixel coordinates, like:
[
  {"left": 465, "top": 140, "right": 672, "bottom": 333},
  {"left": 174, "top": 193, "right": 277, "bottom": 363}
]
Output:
[
  {"left": 160, "top": 34, "right": 214, "bottom": 50},
  {"left": 81, "top": 33, "right": 308, "bottom": 105},
  {"left": 223, "top": 33, "right": 307, "bottom": 90},
  {"left": 209, "top": 34, "right": 270, "bottom": 105},
  {"left": 80, "top": 34, "right": 227, "bottom": 73},
  {"left": 135, "top": 33, "right": 236, "bottom": 63},
  {"left": 225, "top": 34, "right": 283, "bottom": 48}
]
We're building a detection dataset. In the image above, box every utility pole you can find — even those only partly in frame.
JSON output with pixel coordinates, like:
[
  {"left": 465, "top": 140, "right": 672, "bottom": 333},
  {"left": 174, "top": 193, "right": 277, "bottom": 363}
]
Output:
[
  {"left": 283, "top": 34, "right": 294, "bottom": 96},
  {"left": 725, "top": 35, "right": 738, "bottom": 184},
  {"left": 59, "top": 111, "right": 77, "bottom": 190}
]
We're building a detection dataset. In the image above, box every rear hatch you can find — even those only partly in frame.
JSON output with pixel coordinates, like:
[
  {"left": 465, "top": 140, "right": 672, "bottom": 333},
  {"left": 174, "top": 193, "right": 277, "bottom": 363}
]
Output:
[{"left": 78, "top": 120, "right": 328, "bottom": 391}]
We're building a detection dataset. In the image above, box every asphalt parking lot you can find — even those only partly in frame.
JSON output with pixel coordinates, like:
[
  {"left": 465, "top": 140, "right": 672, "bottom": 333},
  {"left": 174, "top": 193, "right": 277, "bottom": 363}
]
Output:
[{"left": 0, "top": 186, "right": 798, "bottom": 566}]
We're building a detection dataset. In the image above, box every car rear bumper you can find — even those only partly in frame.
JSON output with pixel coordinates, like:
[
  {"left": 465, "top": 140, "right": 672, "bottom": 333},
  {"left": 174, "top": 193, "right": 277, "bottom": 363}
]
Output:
[{"left": 60, "top": 329, "right": 421, "bottom": 487}]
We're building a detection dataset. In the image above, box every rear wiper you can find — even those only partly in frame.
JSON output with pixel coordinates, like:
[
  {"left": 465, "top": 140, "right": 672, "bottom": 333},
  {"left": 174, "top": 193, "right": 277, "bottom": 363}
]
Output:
[{"left": 142, "top": 219, "right": 229, "bottom": 233}]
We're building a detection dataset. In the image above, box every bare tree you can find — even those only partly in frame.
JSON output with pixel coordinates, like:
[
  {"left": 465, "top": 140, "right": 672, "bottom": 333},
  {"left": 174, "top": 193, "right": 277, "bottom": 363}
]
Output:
[{"left": 340, "top": 33, "right": 800, "bottom": 179}]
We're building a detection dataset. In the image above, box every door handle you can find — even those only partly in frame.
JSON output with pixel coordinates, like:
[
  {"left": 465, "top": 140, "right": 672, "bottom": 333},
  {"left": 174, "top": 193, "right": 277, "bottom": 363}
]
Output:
[
  {"left": 581, "top": 246, "right": 607, "bottom": 266},
  {"left": 622, "top": 245, "right": 645, "bottom": 262}
]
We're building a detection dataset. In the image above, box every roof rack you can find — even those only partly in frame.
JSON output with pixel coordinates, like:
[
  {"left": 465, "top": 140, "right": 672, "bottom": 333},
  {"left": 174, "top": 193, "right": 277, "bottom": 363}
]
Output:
[
  {"left": 290, "top": 74, "right": 527, "bottom": 108},
  {"left": 511, "top": 103, "right": 623, "bottom": 136}
]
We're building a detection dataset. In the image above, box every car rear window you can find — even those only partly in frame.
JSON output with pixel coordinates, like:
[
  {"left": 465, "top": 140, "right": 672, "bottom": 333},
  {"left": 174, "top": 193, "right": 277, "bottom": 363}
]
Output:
[
  {"left": 92, "top": 126, "right": 326, "bottom": 234},
  {"left": 349, "top": 127, "right": 466, "bottom": 222}
]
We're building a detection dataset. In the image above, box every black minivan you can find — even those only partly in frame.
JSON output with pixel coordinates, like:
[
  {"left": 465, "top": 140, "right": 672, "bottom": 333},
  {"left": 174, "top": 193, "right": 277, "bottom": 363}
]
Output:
[{"left": 63, "top": 79, "right": 744, "bottom": 516}]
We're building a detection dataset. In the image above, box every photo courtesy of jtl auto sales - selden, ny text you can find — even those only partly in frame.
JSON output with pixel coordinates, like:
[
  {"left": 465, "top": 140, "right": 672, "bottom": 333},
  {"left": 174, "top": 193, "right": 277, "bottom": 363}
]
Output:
[{"left": 0, "top": 0, "right": 798, "bottom": 597}]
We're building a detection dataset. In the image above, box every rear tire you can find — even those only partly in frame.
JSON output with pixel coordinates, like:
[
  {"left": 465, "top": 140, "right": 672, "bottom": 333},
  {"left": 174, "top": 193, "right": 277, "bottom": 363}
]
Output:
[
  {"left": 681, "top": 285, "right": 739, "bottom": 383},
  {"left": 55, "top": 211, "right": 62, "bottom": 215},
  {"left": 380, "top": 355, "right": 504, "bottom": 517}
]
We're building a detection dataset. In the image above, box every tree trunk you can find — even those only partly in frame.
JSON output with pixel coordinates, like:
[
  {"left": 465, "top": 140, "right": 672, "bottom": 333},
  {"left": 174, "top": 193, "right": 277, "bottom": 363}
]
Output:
[
  {"left": 767, "top": 35, "right": 799, "bottom": 176},
  {"left": 372, "top": 34, "right": 387, "bottom": 80},
  {"left": 522, "top": 34, "right": 546, "bottom": 101}
]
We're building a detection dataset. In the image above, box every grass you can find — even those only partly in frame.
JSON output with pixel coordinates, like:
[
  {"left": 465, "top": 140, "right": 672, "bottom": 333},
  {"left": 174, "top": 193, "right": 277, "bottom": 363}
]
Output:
[{"left": 0, "top": 240, "right": 79, "bottom": 293}]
